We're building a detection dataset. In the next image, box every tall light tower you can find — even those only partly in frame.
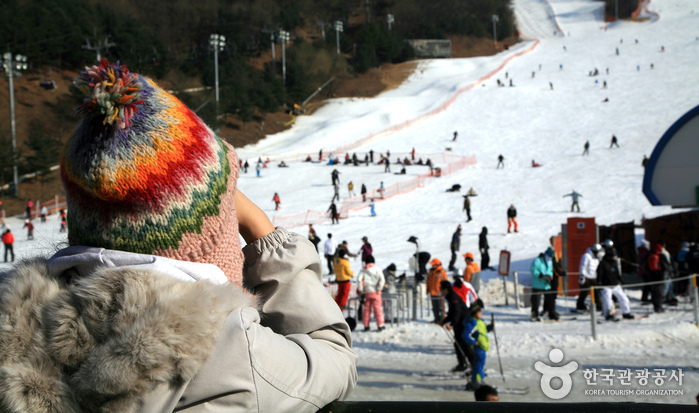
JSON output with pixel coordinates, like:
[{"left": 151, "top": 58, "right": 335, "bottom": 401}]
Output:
[
  {"left": 387, "top": 14, "right": 394, "bottom": 32},
  {"left": 279, "top": 30, "right": 289, "bottom": 83},
  {"left": 209, "top": 34, "right": 226, "bottom": 113},
  {"left": 491, "top": 15, "right": 499, "bottom": 49},
  {"left": 334, "top": 21, "right": 343, "bottom": 54},
  {"left": 2, "top": 52, "right": 28, "bottom": 197}
]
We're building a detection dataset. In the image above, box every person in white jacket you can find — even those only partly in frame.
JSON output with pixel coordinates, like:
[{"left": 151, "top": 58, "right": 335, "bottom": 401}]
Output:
[
  {"left": 357, "top": 255, "right": 386, "bottom": 331},
  {"left": 0, "top": 60, "right": 357, "bottom": 413},
  {"left": 324, "top": 233, "right": 338, "bottom": 274},
  {"left": 576, "top": 243, "right": 602, "bottom": 311}
]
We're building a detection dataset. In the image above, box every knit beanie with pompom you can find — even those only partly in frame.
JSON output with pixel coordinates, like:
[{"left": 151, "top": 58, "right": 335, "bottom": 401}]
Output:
[{"left": 62, "top": 59, "right": 244, "bottom": 285}]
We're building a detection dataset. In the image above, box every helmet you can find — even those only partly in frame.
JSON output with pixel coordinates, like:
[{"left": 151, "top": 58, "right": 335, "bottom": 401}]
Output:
[
  {"left": 591, "top": 243, "right": 602, "bottom": 252},
  {"left": 602, "top": 239, "right": 614, "bottom": 248}
]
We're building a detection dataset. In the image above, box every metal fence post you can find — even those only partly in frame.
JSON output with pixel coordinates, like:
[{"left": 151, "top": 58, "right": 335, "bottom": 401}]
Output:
[
  {"left": 692, "top": 274, "right": 699, "bottom": 328},
  {"left": 503, "top": 275, "right": 509, "bottom": 306},
  {"left": 412, "top": 285, "right": 417, "bottom": 321},
  {"left": 590, "top": 286, "right": 598, "bottom": 340},
  {"left": 513, "top": 271, "right": 520, "bottom": 309}
]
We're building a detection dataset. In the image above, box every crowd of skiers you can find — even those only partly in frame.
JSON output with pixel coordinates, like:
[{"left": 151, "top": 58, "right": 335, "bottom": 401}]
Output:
[{"left": 1, "top": 201, "right": 69, "bottom": 263}]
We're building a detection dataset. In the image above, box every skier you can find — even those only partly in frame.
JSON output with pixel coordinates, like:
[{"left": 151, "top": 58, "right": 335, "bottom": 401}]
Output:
[
  {"left": 479, "top": 227, "right": 493, "bottom": 271},
  {"left": 324, "top": 234, "right": 337, "bottom": 274},
  {"left": 411, "top": 147, "right": 416, "bottom": 161},
  {"left": 361, "top": 183, "right": 368, "bottom": 202},
  {"left": 462, "top": 252, "right": 481, "bottom": 289},
  {"left": 272, "top": 192, "right": 281, "bottom": 210},
  {"left": 610, "top": 134, "right": 619, "bottom": 148},
  {"left": 243, "top": 160, "right": 249, "bottom": 173},
  {"left": 453, "top": 131, "right": 458, "bottom": 141},
  {"left": 328, "top": 200, "right": 339, "bottom": 224},
  {"left": 358, "top": 236, "right": 373, "bottom": 265},
  {"left": 331, "top": 169, "right": 340, "bottom": 185},
  {"left": 59, "top": 209, "right": 67, "bottom": 233},
  {"left": 255, "top": 162, "right": 262, "bottom": 177},
  {"left": 463, "top": 305, "right": 491, "bottom": 390},
  {"left": 318, "top": 148, "right": 323, "bottom": 161},
  {"left": 357, "top": 255, "right": 385, "bottom": 332},
  {"left": 453, "top": 274, "right": 479, "bottom": 308},
  {"left": 25, "top": 200, "right": 34, "bottom": 220},
  {"left": 308, "top": 224, "right": 321, "bottom": 252},
  {"left": 462, "top": 195, "right": 472, "bottom": 222},
  {"left": 597, "top": 244, "right": 634, "bottom": 321},
  {"left": 40, "top": 206, "right": 48, "bottom": 222},
  {"left": 23, "top": 219, "right": 34, "bottom": 240},
  {"left": 647, "top": 243, "right": 668, "bottom": 313},
  {"left": 576, "top": 243, "right": 603, "bottom": 312},
  {"left": 2, "top": 229, "right": 14, "bottom": 262},
  {"left": 369, "top": 149, "right": 374, "bottom": 163},
  {"left": 449, "top": 225, "right": 462, "bottom": 271},
  {"left": 348, "top": 181, "right": 356, "bottom": 197},
  {"left": 370, "top": 199, "right": 376, "bottom": 217},
  {"left": 563, "top": 190, "right": 582, "bottom": 212},
  {"left": 383, "top": 155, "right": 390, "bottom": 173},
  {"left": 496, "top": 154, "right": 505, "bottom": 169},
  {"left": 439, "top": 280, "right": 471, "bottom": 372},
  {"left": 582, "top": 141, "right": 590, "bottom": 155},
  {"left": 333, "top": 249, "right": 354, "bottom": 310},
  {"left": 507, "top": 204, "right": 518, "bottom": 233},
  {"left": 530, "top": 247, "right": 556, "bottom": 321},
  {"left": 426, "top": 258, "right": 448, "bottom": 322},
  {"left": 332, "top": 183, "right": 340, "bottom": 202}
]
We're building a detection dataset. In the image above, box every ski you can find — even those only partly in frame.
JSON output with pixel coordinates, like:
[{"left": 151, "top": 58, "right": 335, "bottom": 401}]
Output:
[{"left": 496, "top": 386, "right": 530, "bottom": 395}]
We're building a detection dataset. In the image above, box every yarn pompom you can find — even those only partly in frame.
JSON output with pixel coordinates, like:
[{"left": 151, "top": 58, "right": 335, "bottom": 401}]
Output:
[{"left": 74, "top": 59, "right": 144, "bottom": 129}]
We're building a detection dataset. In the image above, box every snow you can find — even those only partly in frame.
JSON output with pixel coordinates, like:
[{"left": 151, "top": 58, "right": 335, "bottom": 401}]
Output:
[{"left": 2, "top": 0, "right": 698, "bottom": 404}]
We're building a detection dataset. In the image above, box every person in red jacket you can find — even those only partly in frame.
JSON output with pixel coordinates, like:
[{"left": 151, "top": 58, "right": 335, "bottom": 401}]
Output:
[
  {"left": 23, "top": 219, "right": 34, "bottom": 240},
  {"left": 646, "top": 243, "right": 667, "bottom": 313},
  {"left": 2, "top": 229, "right": 14, "bottom": 262},
  {"left": 272, "top": 192, "right": 281, "bottom": 210}
]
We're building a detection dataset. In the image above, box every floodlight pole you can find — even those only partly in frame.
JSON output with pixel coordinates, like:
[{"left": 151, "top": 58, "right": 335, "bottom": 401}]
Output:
[
  {"left": 2, "top": 52, "right": 28, "bottom": 197},
  {"left": 334, "top": 21, "right": 343, "bottom": 54},
  {"left": 615, "top": 0, "right": 619, "bottom": 21},
  {"left": 387, "top": 14, "right": 394, "bottom": 32},
  {"left": 492, "top": 15, "right": 499, "bottom": 49},
  {"left": 279, "top": 30, "right": 289, "bottom": 83},
  {"left": 209, "top": 34, "right": 226, "bottom": 114}
]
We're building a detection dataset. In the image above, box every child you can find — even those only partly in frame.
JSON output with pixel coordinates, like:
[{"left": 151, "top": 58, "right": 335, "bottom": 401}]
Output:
[
  {"left": 356, "top": 255, "right": 385, "bottom": 332},
  {"left": 23, "top": 219, "right": 34, "bottom": 240},
  {"left": 463, "top": 305, "right": 492, "bottom": 390}
]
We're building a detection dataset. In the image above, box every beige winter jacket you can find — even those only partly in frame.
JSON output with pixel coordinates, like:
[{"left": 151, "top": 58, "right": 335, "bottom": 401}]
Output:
[{"left": 0, "top": 228, "right": 357, "bottom": 412}]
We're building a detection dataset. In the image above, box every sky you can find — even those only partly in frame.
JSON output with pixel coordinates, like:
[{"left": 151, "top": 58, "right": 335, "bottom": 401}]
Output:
[{"left": 2, "top": 0, "right": 698, "bottom": 404}]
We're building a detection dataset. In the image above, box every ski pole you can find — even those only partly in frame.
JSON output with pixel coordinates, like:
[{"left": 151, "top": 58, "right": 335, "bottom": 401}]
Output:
[
  {"left": 441, "top": 324, "right": 469, "bottom": 366},
  {"left": 491, "top": 313, "right": 505, "bottom": 383}
]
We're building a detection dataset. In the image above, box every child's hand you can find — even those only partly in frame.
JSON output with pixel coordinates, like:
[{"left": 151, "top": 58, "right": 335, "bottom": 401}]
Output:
[{"left": 235, "top": 190, "right": 274, "bottom": 244}]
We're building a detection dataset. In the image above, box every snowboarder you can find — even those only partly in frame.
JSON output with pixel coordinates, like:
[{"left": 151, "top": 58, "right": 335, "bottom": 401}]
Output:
[
  {"left": 357, "top": 255, "right": 385, "bottom": 332},
  {"left": 370, "top": 199, "right": 376, "bottom": 217},
  {"left": 324, "top": 234, "right": 337, "bottom": 274},
  {"left": 576, "top": 244, "right": 603, "bottom": 312},
  {"left": 439, "top": 280, "right": 471, "bottom": 372},
  {"left": 333, "top": 249, "right": 354, "bottom": 310},
  {"left": 496, "top": 154, "right": 504, "bottom": 169},
  {"left": 328, "top": 201, "right": 339, "bottom": 224},
  {"left": 610, "top": 134, "right": 619, "bottom": 148},
  {"left": 358, "top": 236, "right": 373, "bottom": 265},
  {"left": 507, "top": 204, "right": 518, "bottom": 233},
  {"left": 2, "top": 229, "right": 14, "bottom": 262},
  {"left": 426, "top": 258, "right": 448, "bottom": 322},
  {"left": 449, "top": 225, "right": 462, "bottom": 271},
  {"left": 308, "top": 224, "right": 321, "bottom": 252},
  {"left": 563, "top": 190, "right": 582, "bottom": 212},
  {"left": 463, "top": 195, "right": 472, "bottom": 222},
  {"left": 23, "top": 219, "right": 34, "bottom": 240},
  {"left": 479, "top": 227, "right": 493, "bottom": 271},
  {"left": 272, "top": 192, "right": 281, "bottom": 210},
  {"left": 348, "top": 181, "right": 356, "bottom": 197},
  {"left": 597, "top": 244, "right": 634, "bottom": 321},
  {"left": 453, "top": 131, "right": 458, "bottom": 141},
  {"left": 361, "top": 183, "right": 368, "bottom": 202},
  {"left": 582, "top": 140, "right": 590, "bottom": 155}
]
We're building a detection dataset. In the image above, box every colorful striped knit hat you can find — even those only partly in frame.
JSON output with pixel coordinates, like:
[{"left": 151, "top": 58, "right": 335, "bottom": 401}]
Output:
[{"left": 62, "top": 59, "right": 244, "bottom": 285}]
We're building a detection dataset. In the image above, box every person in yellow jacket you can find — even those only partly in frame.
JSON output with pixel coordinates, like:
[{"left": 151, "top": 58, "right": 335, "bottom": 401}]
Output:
[
  {"left": 334, "top": 249, "right": 354, "bottom": 309},
  {"left": 426, "top": 258, "right": 448, "bottom": 322}
]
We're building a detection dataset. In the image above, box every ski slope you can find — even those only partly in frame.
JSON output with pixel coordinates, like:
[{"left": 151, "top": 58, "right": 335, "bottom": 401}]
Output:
[{"left": 2, "top": 0, "right": 698, "bottom": 404}]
